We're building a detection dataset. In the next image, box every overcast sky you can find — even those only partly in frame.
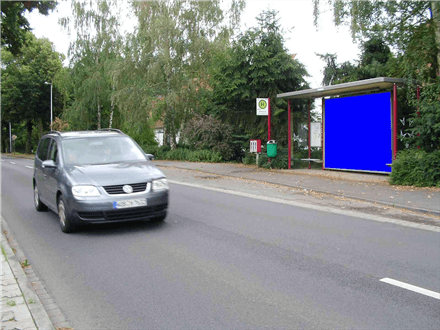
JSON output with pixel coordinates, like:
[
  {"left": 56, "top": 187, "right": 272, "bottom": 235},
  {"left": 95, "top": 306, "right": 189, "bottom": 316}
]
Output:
[{"left": 26, "top": 0, "right": 361, "bottom": 89}]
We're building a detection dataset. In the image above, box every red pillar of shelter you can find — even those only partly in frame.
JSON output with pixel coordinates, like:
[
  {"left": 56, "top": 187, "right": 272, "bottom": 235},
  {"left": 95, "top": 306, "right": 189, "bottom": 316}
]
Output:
[
  {"left": 268, "top": 98, "right": 271, "bottom": 163},
  {"left": 393, "top": 84, "right": 398, "bottom": 160},
  {"left": 308, "top": 100, "right": 311, "bottom": 169},
  {"left": 268, "top": 98, "right": 271, "bottom": 141},
  {"left": 288, "top": 99, "right": 291, "bottom": 169},
  {"left": 322, "top": 98, "right": 324, "bottom": 170}
]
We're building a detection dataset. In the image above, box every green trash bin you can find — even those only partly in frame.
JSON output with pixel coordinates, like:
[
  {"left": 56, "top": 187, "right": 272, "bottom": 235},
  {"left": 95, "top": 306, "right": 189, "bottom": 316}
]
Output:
[{"left": 267, "top": 140, "right": 277, "bottom": 158}]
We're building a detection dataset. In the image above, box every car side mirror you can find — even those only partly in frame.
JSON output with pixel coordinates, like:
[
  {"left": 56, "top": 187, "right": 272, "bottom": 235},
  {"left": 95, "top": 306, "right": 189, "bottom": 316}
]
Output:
[
  {"left": 145, "top": 154, "right": 154, "bottom": 161},
  {"left": 42, "top": 160, "right": 57, "bottom": 169}
]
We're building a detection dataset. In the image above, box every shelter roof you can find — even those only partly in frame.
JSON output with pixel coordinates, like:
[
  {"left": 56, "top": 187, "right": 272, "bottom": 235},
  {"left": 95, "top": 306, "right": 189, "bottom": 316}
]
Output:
[{"left": 277, "top": 77, "right": 405, "bottom": 100}]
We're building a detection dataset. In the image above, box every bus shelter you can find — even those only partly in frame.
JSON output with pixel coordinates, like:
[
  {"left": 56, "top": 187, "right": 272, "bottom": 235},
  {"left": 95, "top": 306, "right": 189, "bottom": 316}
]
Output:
[{"left": 277, "top": 77, "right": 406, "bottom": 173}]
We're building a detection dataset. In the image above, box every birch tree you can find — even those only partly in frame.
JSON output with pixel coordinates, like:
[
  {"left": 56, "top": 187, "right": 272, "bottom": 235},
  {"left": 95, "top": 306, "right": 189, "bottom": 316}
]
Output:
[
  {"left": 61, "top": 0, "right": 122, "bottom": 130},
  {"left": 113, "top": 0, "right": 244, "bottom": 148},
  {"left": 312, "top": 0, "right": 439, "bottom": 73}
]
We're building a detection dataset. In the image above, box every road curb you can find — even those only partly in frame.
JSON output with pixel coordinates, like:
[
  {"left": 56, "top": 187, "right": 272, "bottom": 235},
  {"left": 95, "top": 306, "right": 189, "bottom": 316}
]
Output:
[
  {"left": 1, "top": 217, "right": 72, "bottom": 330},
  {"left": 156, "top": 164, "right": 440, "bottom": 217}
]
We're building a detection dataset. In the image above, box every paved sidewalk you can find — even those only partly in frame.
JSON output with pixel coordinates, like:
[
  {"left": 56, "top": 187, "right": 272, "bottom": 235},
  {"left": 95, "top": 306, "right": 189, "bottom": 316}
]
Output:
[
  {"left": 154, "top": 161, "right": 440, "bottom": 216},
  {"left": 1, "top": 220, "right": 55, "bottom": 330}
]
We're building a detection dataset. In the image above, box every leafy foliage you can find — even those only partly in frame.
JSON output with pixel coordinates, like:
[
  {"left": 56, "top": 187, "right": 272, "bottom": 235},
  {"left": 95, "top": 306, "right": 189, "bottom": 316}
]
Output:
[
  {"left": 113, "top": 0, "right": 244, "bottom": 148},
  {"left": 404, "top": 84, "right": 440, "bottom": 152},
  {"left": 389, "top": 149, "right": 440, "bottom": 187},
  {"left": 313, "top": 0, "right": 433, "bottom": 52},
  {"left": 181, "top": 114, "right": 234, "bottom": 160},
  {"left": 1, "top": 1, "right": 57, "bottom": 55},
  {"left": 145, "top": 146, "right": 223, "bottom": 163},
  {"left": 210, "top": 10, "right": 310, "bottom": 146},
  {"left": 258, "top": 148, "right": 289, "bottom": 169},
  {"left": 61, "top": 0, "right": 122, "bottom": 131},
  {"left": 1, "top": 33, "right": 65, "bottom": 153},
  {"left": 317, "top": 37, "right": 392, "bottom": 85}
]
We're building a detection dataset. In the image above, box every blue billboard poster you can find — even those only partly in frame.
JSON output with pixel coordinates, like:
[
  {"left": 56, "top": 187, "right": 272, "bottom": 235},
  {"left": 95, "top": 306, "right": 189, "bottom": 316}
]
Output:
[{"left": 324, "top": 92, "right": 392, "bottom": 173}]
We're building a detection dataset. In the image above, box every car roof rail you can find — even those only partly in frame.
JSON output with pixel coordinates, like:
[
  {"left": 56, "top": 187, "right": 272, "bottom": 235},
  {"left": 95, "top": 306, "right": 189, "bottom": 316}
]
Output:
[{"left": 97, "top": 128, "right": 125, "bottom": 134}]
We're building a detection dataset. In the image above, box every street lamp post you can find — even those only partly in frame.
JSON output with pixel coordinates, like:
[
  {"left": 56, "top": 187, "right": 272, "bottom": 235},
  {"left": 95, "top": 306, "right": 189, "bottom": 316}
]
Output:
[
  {"left": 9, "top": 122, "right": 12, "bottom": 153},
  {"left": 45, "top": 82, "right": 53, "bottom": 129}
]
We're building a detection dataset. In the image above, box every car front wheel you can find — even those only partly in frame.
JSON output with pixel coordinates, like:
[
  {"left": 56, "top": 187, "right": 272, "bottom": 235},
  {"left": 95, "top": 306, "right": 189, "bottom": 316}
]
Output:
[
  {"left": 34, "top": 185, "right": 48, "bottom": 211},
  {"left": 58, "top": 196, "right": 76, "bottom": 233}
]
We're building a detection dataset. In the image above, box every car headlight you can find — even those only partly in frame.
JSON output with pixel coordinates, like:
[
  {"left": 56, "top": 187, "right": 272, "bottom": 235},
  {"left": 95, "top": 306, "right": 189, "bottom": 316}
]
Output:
[
  {"left": 72, "top": 185, "right": 101, "bottom": 197},
  {"left": 152, "top": 178, "right": 168, "bottom": 191}
]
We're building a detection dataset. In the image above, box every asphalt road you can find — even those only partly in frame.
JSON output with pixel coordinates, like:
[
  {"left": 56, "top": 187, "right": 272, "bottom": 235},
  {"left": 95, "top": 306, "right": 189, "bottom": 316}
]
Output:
[{"left": 1, "top": 156, "right": 439, "bottom": 329}]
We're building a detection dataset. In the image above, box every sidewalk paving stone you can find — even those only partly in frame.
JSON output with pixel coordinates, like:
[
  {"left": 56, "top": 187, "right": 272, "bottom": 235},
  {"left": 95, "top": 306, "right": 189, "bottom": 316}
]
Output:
[{"left": 1, "top": 219, "right": 57, "bottom": 330}]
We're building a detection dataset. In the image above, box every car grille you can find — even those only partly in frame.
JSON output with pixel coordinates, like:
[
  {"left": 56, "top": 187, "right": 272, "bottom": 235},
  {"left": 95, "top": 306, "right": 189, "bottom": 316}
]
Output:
[
  {"left": 103, "top": 182, "right": 148, "bottom": 195},
  {"left": 78, "top": 204, "right": 167, "bottom": 222}
]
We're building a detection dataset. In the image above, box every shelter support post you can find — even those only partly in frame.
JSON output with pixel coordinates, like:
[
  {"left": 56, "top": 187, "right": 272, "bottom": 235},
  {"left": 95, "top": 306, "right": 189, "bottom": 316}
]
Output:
[
  {"left": 308, "top": 100, "right": 311, "bottom": 169},
  {"left": 393, "top": 84, "right": 398, "bottom": 160},
  {"left": 268, "top": 98, "right": 271, "bottom": 141},
  {"left": 268, "top": 98, "right": 271, "bottom": 163},
  {"left": 322, "top": 98, "right": 325, "bottom": 170},
  {"left": 417, "top": 86, "right": 420, "bottom": 149},
  {"left": 288, "top": 99, "right": 291, "bottom": 169}
]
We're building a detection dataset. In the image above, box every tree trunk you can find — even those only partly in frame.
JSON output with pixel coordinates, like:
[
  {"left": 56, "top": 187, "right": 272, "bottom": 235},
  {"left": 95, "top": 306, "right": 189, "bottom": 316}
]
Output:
[
  {"left": 1, "top": 122, "right": 5, "bottom": 153},
  {"left": 432, "top": 1, "right": 440, "bottom": 74},
  {"left": 97, "top": 97, "right": 102, "bottom": 129},
  {"left": 109, "top": 83, "right": 115, "bottom": 128},
  {"left": 109, "top": 108, "right": 113, "bottom": 128},
  {"left": 25, "top": 121, "right": 33, "bottom": 154},
  {"left": 37, "top": 118, "right": 43, "bottom": 140}
]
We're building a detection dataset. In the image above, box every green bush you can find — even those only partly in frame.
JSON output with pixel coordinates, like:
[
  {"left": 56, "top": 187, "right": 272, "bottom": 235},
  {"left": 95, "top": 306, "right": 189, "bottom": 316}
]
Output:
[
  {"left": 389, "top": 149, "right": 440, "bottom": 187},
  {"left": 258, "top": 148, "right": 289, "bottom": 169},
  {"left": 181, "top": 115, "right": 234, "bottom": 160},
  {"left": 242, "top": 147, "right": 323, "bottom": 169},
  {"left": 144, "top": 145, "right": 223, "bottom": 163},
  {"left": 242, "top": 153, "right": 256, "bottom": 165}
]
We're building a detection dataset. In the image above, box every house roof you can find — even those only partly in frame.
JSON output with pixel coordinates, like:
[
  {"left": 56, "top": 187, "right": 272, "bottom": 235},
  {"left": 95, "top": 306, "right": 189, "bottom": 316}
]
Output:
[{"left": 277, "top": 77, "right": 405, "bottom": 100}]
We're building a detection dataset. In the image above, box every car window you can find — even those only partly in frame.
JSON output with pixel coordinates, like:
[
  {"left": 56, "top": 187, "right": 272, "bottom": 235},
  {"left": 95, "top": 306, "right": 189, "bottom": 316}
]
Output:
[
  {"left": 37, "top": 138, "right": 51, "bottom": 161},
  {"left": 61, "top": 136, "right": 146, "bottom": 166},
  {"left": 48, "top": 141, "right": 58, "bottom": 163}
]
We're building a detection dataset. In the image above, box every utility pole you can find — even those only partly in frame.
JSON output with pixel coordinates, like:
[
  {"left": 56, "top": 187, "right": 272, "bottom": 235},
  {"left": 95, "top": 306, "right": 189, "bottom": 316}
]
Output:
[{"left": 45, "top": 82, "right": 53, "bottom": 129}]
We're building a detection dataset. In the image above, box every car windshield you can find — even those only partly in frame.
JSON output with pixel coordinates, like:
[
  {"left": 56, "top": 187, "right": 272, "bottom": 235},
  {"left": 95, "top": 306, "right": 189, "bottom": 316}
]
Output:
[{"left": 61, "top": 136, "right": 147, "bottom": 166}]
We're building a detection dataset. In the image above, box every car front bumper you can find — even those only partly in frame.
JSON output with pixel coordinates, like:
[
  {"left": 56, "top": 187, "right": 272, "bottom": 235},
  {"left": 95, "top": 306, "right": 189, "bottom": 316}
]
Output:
[{"left": 67, "top": 191, "right": 169, "bottom": 224}]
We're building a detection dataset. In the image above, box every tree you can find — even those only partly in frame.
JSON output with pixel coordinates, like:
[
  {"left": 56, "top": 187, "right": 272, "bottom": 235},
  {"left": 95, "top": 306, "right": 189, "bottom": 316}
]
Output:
[
  {"left": 312, "top": 0, "right": 439, "bottom": 74},
  {"left": 112, "top": 0, "right": 244, "bottom": 148},
  {"left": 1, "top": 33, "right": 64, "bottom": 153},
  {"left": 1, "top": 1, "right": 57, "bottom": 55},
  {"left": 211, "top": 10, "right": 310, "bottom": 146},
  {"left": 60, "top": 0, "right": 122, "bottom": 130},
  {"left": 315, "top": 53, "right": 359, "bottom": 85},
  {"left": 317, "top": 37, "right": 392, "bottom": 85}
]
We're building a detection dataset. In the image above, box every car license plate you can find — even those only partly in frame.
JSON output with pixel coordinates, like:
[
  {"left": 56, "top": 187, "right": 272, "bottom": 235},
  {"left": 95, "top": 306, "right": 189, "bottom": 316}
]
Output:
[{"left": 113, "top": 199, "right": 147, "bottom": 209}]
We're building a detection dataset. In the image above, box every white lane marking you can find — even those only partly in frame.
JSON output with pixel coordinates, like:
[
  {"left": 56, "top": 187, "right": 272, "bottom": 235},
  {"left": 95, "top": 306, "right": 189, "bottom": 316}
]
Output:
[
  {"left": 380, "top": 278, "right": 440, "bottom": 300},
  {"left": 26, "top": 166, "right": 33, "bottom": 169},
  {"left": 167, "top": 180, "right": 440, "bottom": 233},
  {"left": 10, "top": 162, "right": 16, "bottom": 164}
]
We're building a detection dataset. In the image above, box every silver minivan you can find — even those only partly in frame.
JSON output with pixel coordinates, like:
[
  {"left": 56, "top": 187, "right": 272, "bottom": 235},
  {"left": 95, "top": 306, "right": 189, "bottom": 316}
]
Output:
[{"left": 33, "top": 129, "right": 169, "bottom": 233}]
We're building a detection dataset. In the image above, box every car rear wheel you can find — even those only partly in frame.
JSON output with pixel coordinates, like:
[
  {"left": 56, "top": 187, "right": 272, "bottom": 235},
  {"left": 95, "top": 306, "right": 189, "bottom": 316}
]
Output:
[
  {"left": 58, "top": 196, "right": 76, "bottom": 233},
  {"left": 34, "top": 185, "right": 48, "bottom": 211}
]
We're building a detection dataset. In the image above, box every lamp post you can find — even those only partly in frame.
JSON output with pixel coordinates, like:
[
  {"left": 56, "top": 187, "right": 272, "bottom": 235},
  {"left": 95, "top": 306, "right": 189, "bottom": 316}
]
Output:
[
  {"left": 9, "top": 122, "right": 12, "bottom": 153},
  {"left": 45, "top": 82, "right": 53, "bottom": 129}
]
